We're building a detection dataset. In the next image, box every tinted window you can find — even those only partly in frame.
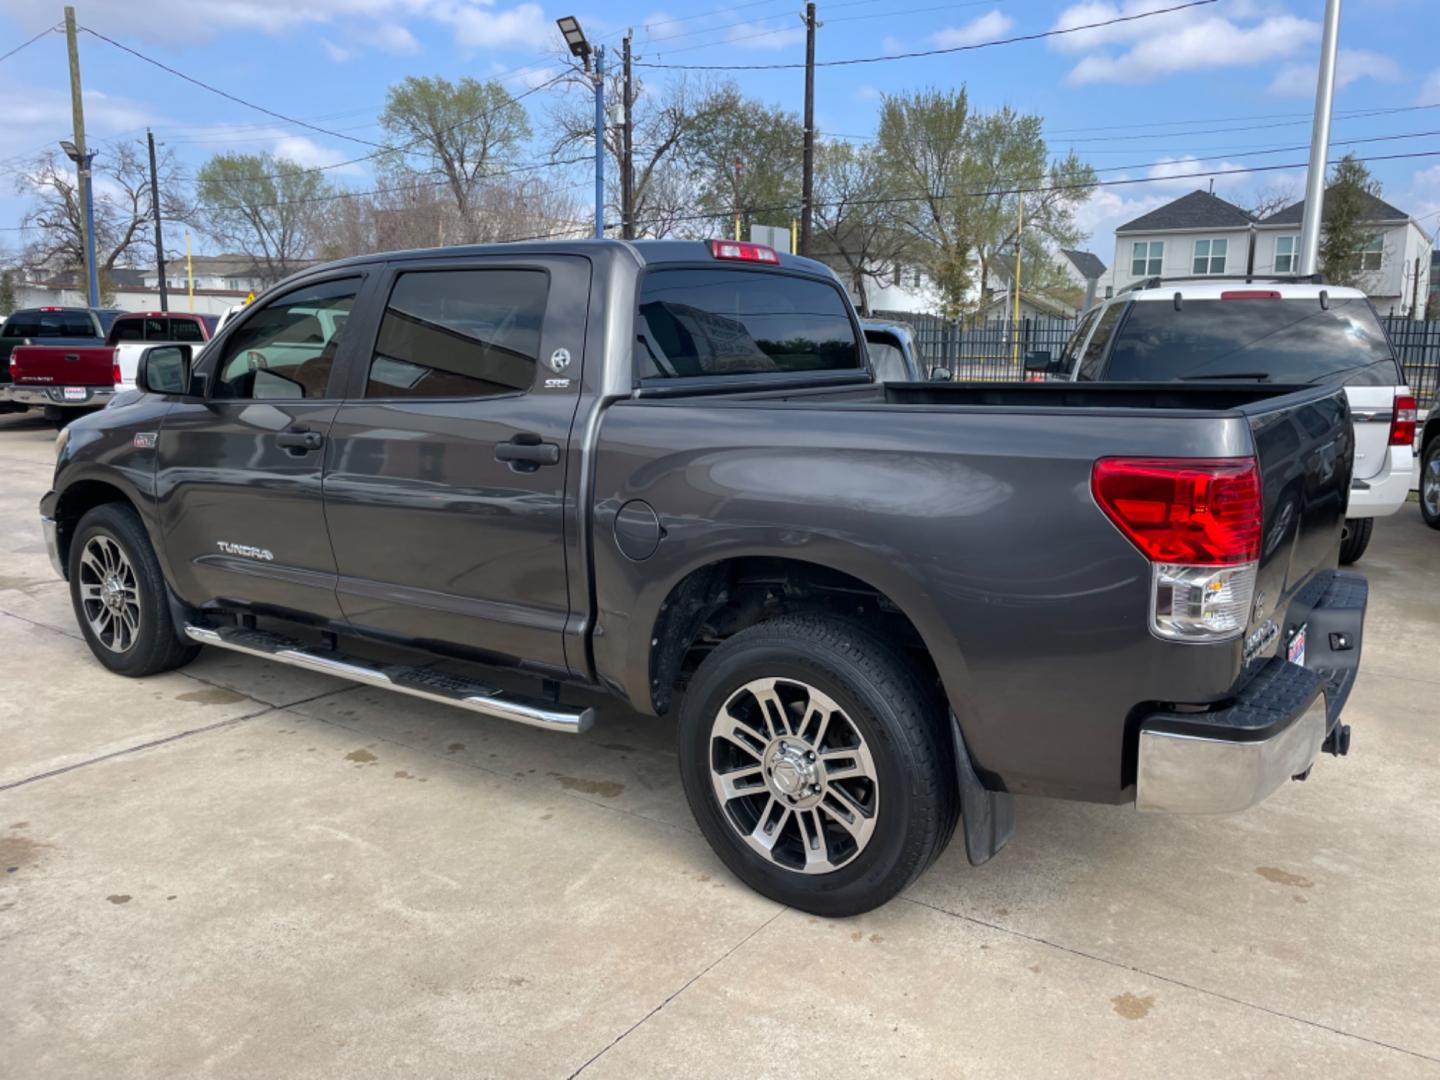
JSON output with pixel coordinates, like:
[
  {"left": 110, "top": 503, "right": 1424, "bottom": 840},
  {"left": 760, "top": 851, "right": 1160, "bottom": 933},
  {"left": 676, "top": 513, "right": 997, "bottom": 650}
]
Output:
[
  {"left": 1104, "top": 298, "right": 1402, "bottom": 385},
  {"left": 3, "top": 311, "right": 95, "bottom": 338},
  {"left": 365, "top": 269, "right": 547, "bottom": 399},
  {"left": 111, "top": 319, "right": 145, "bottom": 342},
  {"left": 865, "top": 332, "right": 911, "bottom": 381},
  {"left": 1076, "top": 304, "right": 1126, "bottom": 381},
  {"left": 169, "top": 319, "right": 206, "bottom": 343},
  {"left": 61, "top": 313, "right": 96, "bottom": 335},
  {"left": 213, "top": 279, "right": 357, "bottom": 400},
  {"left": 636, "top": 268, "right": 860, "bottom": 379},
  {"left": 4, "top": 314, "right": 41, "bottom": 337}
]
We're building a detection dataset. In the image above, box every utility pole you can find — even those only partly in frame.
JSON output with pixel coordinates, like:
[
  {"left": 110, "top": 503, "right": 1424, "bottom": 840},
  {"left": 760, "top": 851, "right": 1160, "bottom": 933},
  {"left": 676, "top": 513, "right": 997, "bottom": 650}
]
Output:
[
  {"left": 799, "top": 2, "right": 818, "bottom": 256},
  {"left": 734, "top": 159, "right": 744, "bottom": 241},
  {"left": 622, "top": 32, "right": 635, "bottom": 240},
  {"left": 1298, "top": 0, "right": 1341, "bottom": 276},
  {"left": 148, "top": 130, "right": 168, "bottom": 312},
  {"left": 1011, "top": 199, "right": 1023, "bottom": 366},
  {"left": 593, "top": 45, "right": 606, "bottom": 239},
  {"left": 1412, "top": 254, "right": 1422, "bottom": 319},
  {"left": 63, "top": 6, "right": 99, "bottom": 308}
]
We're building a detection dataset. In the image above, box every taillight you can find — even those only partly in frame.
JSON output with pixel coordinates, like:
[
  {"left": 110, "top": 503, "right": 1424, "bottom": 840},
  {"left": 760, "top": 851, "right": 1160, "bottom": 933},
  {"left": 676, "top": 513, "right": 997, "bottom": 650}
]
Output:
[
  {"left": 1092, "top": 457, "right": 1261, "bottom": 641},
  {"left": 113, "top": 358, "right": 122, "bottom": 386},
  {"left": 1391, "top": 393, "right": 1416, "bottom": 447},
  {"left": 707, "top": 239, "right": 780, "bottom": 264},
  {"left": 1219, "top": 290, "right": 1281, "bottom": 300}
]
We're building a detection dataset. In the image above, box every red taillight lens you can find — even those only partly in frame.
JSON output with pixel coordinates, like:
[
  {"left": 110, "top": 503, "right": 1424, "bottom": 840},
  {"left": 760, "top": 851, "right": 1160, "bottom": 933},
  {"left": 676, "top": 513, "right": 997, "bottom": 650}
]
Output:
[
  {"left": 708, "top": 239, "right": 780, "bottom": 264},
  {"left": 113, "top": 359, "right": 122, "bottom": 385},
  {"left": 1390, "top": 393, "right": 1416, "bottom": 447},
  {"left": 1219, "top": 290, "right": 1281, "bottom": 300},
  {"left": 1091, "top": 457, "right": 1261, "bottom": 565}
]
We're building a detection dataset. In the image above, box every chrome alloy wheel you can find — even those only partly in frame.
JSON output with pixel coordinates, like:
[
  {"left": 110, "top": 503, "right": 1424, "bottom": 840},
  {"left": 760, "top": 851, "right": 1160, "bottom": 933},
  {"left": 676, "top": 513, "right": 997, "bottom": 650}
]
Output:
[
  {"left": 708, "top": 677, "right": 879, "bottom": 874},
  {"left": 1424, "top": 451, "right": 1440, "bottom": 520},
  {"left": 77, "top": 534, "right": 141, "bottom": 653}
]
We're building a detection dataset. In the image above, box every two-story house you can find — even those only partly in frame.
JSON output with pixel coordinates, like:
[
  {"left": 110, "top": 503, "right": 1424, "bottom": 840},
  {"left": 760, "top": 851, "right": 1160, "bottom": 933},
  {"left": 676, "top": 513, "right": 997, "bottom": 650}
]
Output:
[{"left": 1110, "top": 190, "right": 1257, "bottom": 294}]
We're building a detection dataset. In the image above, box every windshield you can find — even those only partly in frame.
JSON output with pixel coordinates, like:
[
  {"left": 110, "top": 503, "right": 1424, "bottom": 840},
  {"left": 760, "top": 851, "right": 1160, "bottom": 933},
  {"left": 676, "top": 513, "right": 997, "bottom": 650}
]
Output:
[{"left": 1105, "top": 298, "right": 1402, "bottom": 385}]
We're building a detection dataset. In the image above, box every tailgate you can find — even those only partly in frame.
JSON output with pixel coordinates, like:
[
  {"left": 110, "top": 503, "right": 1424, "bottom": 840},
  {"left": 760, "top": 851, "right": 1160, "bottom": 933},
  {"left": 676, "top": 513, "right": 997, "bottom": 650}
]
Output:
[
  {"left": 11, "top": 345, "right": 115, "bottom": 387},
  {"left": 1246, "top": 384, "right": 1352, "bottom": 638}
]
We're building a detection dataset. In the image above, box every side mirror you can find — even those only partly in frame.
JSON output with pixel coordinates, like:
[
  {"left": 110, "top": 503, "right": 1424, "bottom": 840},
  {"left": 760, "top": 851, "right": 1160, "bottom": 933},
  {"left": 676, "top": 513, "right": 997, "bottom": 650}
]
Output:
[
  {"left": 1024, "top": 349, "right": 1052, "bottom": 372},
  {"left": 137, "top": 344, "right": 193, "bottom": 396},
  {"left": 930, "top": 366, "right": 954, "bottom": 382}
]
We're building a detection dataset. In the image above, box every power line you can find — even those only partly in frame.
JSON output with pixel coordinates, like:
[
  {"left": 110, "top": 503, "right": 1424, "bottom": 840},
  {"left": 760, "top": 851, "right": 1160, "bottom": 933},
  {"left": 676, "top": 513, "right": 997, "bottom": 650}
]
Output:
[
  {"left": 0, "top": 24, "right": 59, "bottom": 65},
  {"left": 636, "top": 0, "right": 1218, "bottom": 69}
]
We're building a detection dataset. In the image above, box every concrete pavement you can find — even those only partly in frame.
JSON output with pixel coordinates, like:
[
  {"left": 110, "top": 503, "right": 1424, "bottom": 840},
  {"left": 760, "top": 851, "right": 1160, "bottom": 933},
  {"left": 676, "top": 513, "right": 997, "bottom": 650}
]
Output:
[{"left": 1, "top": 408, "right": 1438, "bottom": 1079}]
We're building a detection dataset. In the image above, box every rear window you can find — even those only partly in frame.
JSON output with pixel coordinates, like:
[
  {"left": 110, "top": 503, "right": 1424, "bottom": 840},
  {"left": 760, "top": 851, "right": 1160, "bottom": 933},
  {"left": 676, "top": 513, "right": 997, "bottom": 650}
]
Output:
[
  {"left": 1105, "top": 298, "right": 1402, "bottom": 385},
  {"left": 3, "top": 310, "right": 95, "bottom": 338},
  {"left": 636, "top": 268, "right": 860, "bottom": 380}
]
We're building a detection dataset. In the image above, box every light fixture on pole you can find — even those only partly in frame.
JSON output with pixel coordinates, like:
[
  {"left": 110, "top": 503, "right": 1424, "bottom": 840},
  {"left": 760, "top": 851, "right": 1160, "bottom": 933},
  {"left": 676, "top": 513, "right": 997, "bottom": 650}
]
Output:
[
  {"left": 60, "top": 140, "right": 101, "bottom": 307},
  {"left": 557, "top": 16, "right": 605, "bottom": 239}
]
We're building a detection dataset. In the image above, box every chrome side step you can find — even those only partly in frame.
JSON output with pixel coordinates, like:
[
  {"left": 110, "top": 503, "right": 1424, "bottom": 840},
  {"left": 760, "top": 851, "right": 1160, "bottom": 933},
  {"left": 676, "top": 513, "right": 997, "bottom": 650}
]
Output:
[{"left": 184, "top": 623, "right": 594, "bottom": 734}]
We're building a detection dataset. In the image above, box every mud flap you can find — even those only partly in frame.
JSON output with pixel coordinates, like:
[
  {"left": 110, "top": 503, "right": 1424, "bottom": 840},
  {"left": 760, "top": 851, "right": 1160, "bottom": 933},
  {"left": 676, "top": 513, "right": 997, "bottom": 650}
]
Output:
[{"left": 950, "top": 711, "right": 1015, "bottom": 866}]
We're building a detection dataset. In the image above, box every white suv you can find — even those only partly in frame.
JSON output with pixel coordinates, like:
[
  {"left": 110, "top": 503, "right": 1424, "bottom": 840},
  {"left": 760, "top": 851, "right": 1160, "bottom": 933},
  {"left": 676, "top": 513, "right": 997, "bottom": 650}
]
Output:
[{"left": 1036, "top": 278, "right": 1414, "bottom": 563}]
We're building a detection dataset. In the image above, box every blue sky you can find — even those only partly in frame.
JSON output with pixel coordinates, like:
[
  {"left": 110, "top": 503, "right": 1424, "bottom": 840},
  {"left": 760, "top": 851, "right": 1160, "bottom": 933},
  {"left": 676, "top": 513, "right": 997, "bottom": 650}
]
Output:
[{"left": 1, "top": 0, "right": 1436, "bottom": 267}]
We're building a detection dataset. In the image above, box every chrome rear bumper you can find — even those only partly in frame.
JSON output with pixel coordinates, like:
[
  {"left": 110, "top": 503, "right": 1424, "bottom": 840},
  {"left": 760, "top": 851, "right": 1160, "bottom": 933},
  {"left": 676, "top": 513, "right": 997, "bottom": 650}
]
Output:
[{"left": 9, "top": 385, "right": 115, "bottom": 408}]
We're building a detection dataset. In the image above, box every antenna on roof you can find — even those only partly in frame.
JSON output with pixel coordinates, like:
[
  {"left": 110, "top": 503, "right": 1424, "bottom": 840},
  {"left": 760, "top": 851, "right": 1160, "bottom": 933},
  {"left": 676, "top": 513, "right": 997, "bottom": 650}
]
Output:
[{"left": 1208, "top": 178, "right": 1215, "bottom": 195}]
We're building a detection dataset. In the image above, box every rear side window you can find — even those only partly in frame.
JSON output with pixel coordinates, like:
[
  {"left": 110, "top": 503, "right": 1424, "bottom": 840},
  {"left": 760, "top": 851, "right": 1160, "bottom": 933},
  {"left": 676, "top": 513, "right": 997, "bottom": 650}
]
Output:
[
  {"left": 111, "top": 319, "right": 145, "bottom": 342},
  {"left": 365, "top": 269, "right": 547, "bottom": 399},
  {"left": 1075, "top": 304, "right": 1126, "bottom": 381},
  {"left": 636, "top": 268, "right": 860, "bottom": 380},
  {"left": 1105, "top": 298, "right": 1402, "bottom": 385},
  {"left": 168, "top": 319, "right": 206, "bottom": 343}
]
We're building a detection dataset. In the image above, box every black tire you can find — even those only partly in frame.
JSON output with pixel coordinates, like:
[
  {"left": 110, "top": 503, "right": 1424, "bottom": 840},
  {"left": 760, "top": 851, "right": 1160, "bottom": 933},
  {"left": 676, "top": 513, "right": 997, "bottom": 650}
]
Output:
[
  {"left": 1421, "top": 438, "right": 1440, "bottom": 531},
  {"left": 68, "top": 502, "right": 200, "bottom": 677},
  {"left": 1339, "top": 516, "right": 1373, "bottom": 565},
  {"left": 677, "top": 614, "right": 957, "bottom": 917}
]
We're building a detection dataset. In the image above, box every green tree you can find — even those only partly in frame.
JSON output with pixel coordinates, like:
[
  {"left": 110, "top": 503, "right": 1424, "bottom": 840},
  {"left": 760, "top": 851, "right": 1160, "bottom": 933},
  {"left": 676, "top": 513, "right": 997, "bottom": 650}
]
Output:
[
  {"left": 811, "top": 141, "right": 914, "bottom": 315},
  {"left": 683, "top": 85, "right": 802, "bottom": 236},
  {"left": 380, "top": 76, "right": 530, "bottom": 239},
  {"left": 0, "top": 269, "right": 15, "bottom": 314},
  {"left": 197, "top": 152, "right": 332, "bottom": 283},
  {"left": 1318, "top": 154, "right": 1382, "bottom": 288}
]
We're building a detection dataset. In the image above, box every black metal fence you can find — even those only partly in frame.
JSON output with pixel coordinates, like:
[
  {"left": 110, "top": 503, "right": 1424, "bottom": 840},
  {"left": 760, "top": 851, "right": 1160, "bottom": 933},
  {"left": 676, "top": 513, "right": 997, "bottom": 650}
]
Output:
[{"left": 874, "top": 308, "right": 1440, "bottom": 400}]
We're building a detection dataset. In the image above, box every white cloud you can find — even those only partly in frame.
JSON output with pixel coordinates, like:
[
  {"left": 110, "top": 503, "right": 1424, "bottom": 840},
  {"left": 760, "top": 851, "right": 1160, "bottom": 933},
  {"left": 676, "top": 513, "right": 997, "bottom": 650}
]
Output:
[
  {"left": 321, "top": 38, "right": 353, "bottom": 63},
  {"left": 1401, "top": 164, "right": 1440, "bottom": 230},
  {"left": 932, "top": 10, "right": 1014, "bottom": 49},
  {"left": 726, "top": 21, "right": 804, "bottom": 51},
  {"left": 1267, "top": 49, "right": 1403, "bottom": 98},
  {"left": 1419, "top": 68, "right": 1440, "bottom": 105},
  {"left": 432, "top": 2, "right": 554, "bottom": 51},
  {"left": 365, "top": 23, "right": 422, "bottom": 55},
  {"left": 881, "top": 35, "right": 905, "bottom": 56},
  {"left": 1050, "top": 0, "right": 1318, "bottom": 86},
  {"left": 271, "top": 134, "right": 361, "bottom": 172}
]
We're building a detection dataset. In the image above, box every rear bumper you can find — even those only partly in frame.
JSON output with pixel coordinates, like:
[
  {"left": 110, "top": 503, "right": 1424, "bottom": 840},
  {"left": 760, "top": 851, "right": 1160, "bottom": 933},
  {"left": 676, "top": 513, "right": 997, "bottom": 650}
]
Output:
[
  {"left": 1136, "top": 570, "right": 1367, "bottom": 814},
  {"left": 1347, "top": 446, "right": 1412, "bottom": 518},
  {"left": 8, "top": 385, "right": 115, "bottom": 409}
]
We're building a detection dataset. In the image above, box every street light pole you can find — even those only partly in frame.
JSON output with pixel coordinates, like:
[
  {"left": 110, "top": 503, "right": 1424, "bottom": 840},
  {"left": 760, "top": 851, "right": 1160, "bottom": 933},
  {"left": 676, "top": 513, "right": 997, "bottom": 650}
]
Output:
[
  {"left": 593, "top": 45, "right": 606, "bottom": 240},
  {"left": 1298, "top": 0, "right": 1341, "bottom": 276}
]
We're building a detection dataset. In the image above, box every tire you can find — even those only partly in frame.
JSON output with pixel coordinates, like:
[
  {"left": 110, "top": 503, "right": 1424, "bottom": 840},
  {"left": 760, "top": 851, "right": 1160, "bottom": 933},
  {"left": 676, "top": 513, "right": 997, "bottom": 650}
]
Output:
[
  {"left": 68, "top": 502, "right": 200, "bottom": 677},
  {"left": 677, "top": 614, "right": 957, "bottom": 917},
  {"left": 1422, "top": 439, "right": 1440, "bottom": 531},
  {"left": 1338, "top": 516, "right": 1374, "bottom": 565}
]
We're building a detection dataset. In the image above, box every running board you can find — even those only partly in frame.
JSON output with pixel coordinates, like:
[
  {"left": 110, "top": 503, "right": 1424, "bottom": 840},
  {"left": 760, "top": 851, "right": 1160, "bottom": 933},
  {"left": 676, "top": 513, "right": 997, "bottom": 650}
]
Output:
[{"left": 184, "top": 623, "right": 594, "bottom": 734}]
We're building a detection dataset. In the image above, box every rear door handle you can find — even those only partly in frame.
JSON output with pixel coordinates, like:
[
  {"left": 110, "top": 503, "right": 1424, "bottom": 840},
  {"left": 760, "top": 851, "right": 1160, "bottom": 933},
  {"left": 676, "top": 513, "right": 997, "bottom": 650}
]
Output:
[
  {"left": 277, "top": 428, "right": 324, "bottom": 454},
  {"left": 495, "top": 433, "right": 560, "bottom": 471}
]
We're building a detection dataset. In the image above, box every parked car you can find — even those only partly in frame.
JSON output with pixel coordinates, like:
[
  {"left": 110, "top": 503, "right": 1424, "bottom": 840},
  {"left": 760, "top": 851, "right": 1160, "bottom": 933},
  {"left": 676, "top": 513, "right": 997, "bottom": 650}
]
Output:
[
  {"left": 41, "top": 239, "right": 1367, "bottom": 916},
  {"left": 9, "top": 311, "right": 216, "bottom": 426},
  {"left": 1029, "top": 277, "right": 1414, "bottom": 564},
  {"left": 860, "top": 320, "right": 921, "bottom": 381},
  {"left": 1421, "top": 389, "right": 1440, "bottom": 530},
  {"left": 0, "top": 306, "right": 124, "bottom": 411}
]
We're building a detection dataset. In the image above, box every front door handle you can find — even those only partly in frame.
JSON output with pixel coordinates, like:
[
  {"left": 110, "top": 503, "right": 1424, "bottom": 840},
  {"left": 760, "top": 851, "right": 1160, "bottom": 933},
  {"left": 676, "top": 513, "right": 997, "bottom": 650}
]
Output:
[
  {"left": 495, "top": 432, "right": 560, "bottom": 472},
  {"left": 277, "top": 428, "right": 324, "bottom": 454}
]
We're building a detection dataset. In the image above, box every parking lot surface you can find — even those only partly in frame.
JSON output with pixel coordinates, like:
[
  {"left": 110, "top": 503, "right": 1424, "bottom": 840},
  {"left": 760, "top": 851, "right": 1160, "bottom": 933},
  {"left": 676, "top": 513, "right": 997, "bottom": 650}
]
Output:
[{"left": 2, "top": 408, "right": 1438, "bottom": 1079}]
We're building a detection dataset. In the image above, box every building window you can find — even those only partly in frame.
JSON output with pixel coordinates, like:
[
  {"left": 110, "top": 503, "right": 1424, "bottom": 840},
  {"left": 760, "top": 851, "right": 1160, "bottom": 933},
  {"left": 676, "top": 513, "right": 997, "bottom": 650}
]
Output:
[
  {"left": 910, "top": 268, "right": 922, "bottom": 289},
  {"left": 1130, "top": 241, "right": 1162, "bottom": 277},
  {"left": 1274, "top": 235, "right": 1298, "bottom": 273},
  {"left": 1358, "top": 235, "right": 1383, "bottom": 272},
  {"left": 1192, "top": 238, "right": 1227, "bottom": 275}
]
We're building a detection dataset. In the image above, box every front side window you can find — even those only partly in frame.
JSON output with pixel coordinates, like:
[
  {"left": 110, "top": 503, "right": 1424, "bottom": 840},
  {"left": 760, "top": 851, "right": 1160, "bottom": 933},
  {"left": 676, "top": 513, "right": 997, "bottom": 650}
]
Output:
[
  {"left": 1075, "top": 303, "right": 1127, "bottom": 381},
  {"left": 365, "top": 269, "right": 547, "bottom": 399},
  {"left": 636, "top": 268, "right": 861, "bottom": 380},
  {"left": 1192, "top": 238, "right": 1228, "bottom": 275},
  {"left": 1358, "top": 235, "right": 1383, "bottom": 272},
  {"left": 1130, "top": 241, "right": 1163, "bottom": 277},
  {"left": 212, "top": 278, "right": 358, "bottom": 400},
  {"left": 1057, "top": 308, "right": 1100, "bottom": 376},
  {"left": 1274, "top": 235, "right": 1297, "bottom": 273}
]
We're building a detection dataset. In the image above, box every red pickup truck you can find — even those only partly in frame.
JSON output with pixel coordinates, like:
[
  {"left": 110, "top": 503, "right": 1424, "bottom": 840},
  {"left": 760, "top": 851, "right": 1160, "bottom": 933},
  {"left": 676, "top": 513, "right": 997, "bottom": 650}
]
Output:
[{"left": 9, "top": 311, "right": 216, "bottom": 425}]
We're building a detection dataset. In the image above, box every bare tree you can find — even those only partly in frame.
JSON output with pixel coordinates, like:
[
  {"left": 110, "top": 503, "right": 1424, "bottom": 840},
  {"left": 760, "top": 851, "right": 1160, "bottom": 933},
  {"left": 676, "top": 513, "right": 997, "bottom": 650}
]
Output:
[
  {"left": 197, "top": 152, "right": 332, "bottom": 284},
  {"left": 811, "top": 142, "right": 915, "bottom": 315},
  {"left": 1245, "top": 183, "right": 1297, "bottom": 221}
]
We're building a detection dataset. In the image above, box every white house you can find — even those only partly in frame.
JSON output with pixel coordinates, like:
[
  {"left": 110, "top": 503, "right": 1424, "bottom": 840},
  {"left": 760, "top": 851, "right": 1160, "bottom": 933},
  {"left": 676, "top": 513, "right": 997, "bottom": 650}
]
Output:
[
  {"left": 1058, "top": 249, "right": 1108, "bottom": 307},
  {"left": 139, "top": 254, "right": 300, "bottom": 296}
]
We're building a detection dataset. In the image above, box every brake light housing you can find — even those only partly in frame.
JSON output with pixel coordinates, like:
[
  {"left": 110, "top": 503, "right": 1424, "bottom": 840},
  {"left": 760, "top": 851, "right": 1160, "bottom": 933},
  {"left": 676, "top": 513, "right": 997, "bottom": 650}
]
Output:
[
  {"left": 113, "top": 357, "right": 122, "bottom": 386},
  {"left": 1219, "top": 290, "right": 1282, "bottom": 300},
  {"left": 1390, "top": 393, "right": 1416, "bottom": 447},
  {"left": 1092, "top": 457, "right": 1262, "bottom": 641},
  {"left": 708, "top": 239, "right": 780, "bottom": 264}
]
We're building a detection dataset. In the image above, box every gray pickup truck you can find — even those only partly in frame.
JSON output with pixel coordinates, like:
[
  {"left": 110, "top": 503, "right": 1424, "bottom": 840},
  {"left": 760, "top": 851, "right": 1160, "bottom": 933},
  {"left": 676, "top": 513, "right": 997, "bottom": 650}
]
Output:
[{"left": 39, "top": 239, "right": 1367, "bottom": 915}]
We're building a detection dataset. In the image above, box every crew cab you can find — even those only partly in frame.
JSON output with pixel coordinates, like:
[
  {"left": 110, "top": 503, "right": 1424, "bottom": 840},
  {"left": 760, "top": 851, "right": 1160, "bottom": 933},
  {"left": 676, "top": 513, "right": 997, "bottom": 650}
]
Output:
[
  {"left": 0, "top": 306, "right": 123, "bottom": 410},
  {"left": 9, "top": 311, "right": 216, "bottom": 424},
  {"left": 1028, "top": 277, "right": 1414, "bottom": 564},
  {"left": 39, "top": 240, "right": 1368, "bottom": 915}
]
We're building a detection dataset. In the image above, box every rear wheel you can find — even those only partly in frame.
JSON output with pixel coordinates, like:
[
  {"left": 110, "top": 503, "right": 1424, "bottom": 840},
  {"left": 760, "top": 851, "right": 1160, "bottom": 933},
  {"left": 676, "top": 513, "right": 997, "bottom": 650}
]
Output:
[
  {"left": 1339, "top": 516, "right": 1373, "bottom": 565},
  {"left": 69, "top": 503, "right": 200, "bottom": 677},
  {"left": 677, "top": 614, "right": 956, "bottom": 917},
  {"left": 1422, "top": 439, "right": 1440, "bottom": 530}
]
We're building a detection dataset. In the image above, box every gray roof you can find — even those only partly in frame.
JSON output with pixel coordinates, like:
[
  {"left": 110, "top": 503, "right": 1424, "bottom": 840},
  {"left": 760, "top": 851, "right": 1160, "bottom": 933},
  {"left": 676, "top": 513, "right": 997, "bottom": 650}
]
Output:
[
  {"left": 1260, "top": 187, "right": 1409, "bottom": 226},
  {"left": 1061, "top": 248, "right": 1106, "bottom": 279},
  {"left": 1115, "top": 190, "right": 1256, "bottom": 234}
]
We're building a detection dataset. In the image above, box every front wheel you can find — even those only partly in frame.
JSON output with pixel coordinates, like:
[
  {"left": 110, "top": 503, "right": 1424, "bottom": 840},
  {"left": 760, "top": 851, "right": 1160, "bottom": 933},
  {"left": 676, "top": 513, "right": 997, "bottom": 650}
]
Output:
[
  {"left": 69, "top": 502, "right": 200, "bottom": 677},
  {"left": 677, "top": 615, "right": 957, "bottom": 917},
  {"left": 1339, "top": 516, "right": 1374, "bottom": 565},
  {"left": 1422, "top": 440, "right": 1440, "bottom": 530}
]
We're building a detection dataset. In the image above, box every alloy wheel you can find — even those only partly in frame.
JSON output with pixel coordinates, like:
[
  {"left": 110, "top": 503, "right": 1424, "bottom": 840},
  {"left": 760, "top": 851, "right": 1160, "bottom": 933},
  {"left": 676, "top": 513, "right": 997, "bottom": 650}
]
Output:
[
  {"left": 1424, "top": 451, "right": 1440, "bottom": 520},
  {"left": 77, "top": 534, "right": 142, "bottom": 653}
]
